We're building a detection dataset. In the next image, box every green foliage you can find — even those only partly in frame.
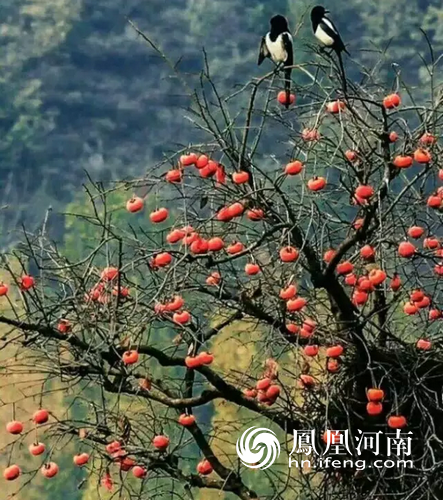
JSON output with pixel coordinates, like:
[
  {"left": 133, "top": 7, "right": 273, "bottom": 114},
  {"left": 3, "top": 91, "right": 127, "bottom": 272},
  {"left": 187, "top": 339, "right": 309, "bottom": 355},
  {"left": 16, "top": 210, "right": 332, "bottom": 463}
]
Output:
[{"left": 0, "top": 0, "right": 81, "bottom": 244}]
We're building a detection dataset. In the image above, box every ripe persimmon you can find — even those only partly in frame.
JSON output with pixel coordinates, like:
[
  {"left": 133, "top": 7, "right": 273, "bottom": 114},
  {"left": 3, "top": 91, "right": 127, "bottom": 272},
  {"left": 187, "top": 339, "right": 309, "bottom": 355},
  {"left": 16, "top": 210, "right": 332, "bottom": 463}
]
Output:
[
  {"left": 208, "top": 237, "right": 224, "bottom": 252},
  {"left": 280, "top": 246, "right": 299, "bottom": 262},
  {"left": 197, "top": 459, "right": 213, "bottom": 475},
  {"left": 133, "top": 466, "right": 147, "bottom": 478},
  {"left": 247, "top": 208, "right": 265, "bottom": 221},
  {"left": 423, "top": 237, "right": 440, "bottom": 250},
  {"left": 122, "top": 350, "right": 139, "bottom": 365},
  {"left": 256, "top": 378, "right": 271, "bottom": 391},
  {"left": 232, "top": 171, "right": 249, "bottom": 184},
  {"left": 345, "top": 273, "right": 357, "bottom": 286},
  {"left": 387, "top": 415, "right": 407, "bottom": 429},
  {"left": 307, "top": 176, "right": 326, "bottom": 191},
  {"left": 427, "top": 194, "right": 441, "bottom": 208},
  {"left": 165, "top": 295, "right": 185, "bottom": 312},
  {"left": 326, "top": 100, "right": 345, "bottom": 113},
  {"left": 73, "top": 453, "right": 90, "bottom": 467},
  {"left": 383, "top": 93, "right": 401, "bottom": 109},
  {"left": 299, "top": 374, "right": 315, "bottom": 388},
  {"left": 154, "top": 252, "right": 173, "bottom": 267},
  {"left": 166, "top": 169, "right": 183, "bottom": 183},
  {"left": 21, "top": 275, "right": 35, "bottom": 290},
  {"left": 277, "top": 91, "right": 295, "bottom": 106},
  {"left": 178, "top": 414, "right": 196, "bottom": 427},
  {"left": 360, "top": 245, "right": 375, "bottom": 259},
  {"left": 33, "top": 409, "right": 49, "bottom": 424},
  {"left": 285, "top": 160, "right": 304, "bottom": 175},
  {"left": 367, "top": 388, "right": 384, "bottom": 402},
  {"left": 408, "top": 226, "right": 424, "bottom": 239},
  {"left": 337, "top": 261, "right": 354, "bottom": 275},
  {"left": 413, "top": 148, "right": 431, "bottom": 164},
  {"left": 327, "top": 359, "right": 340, "bottom": 373},
  {"left": 150, "top": 208, "right": 169, "bottom": 223},
  {"left": 303, "top": 319, "right": 316, "bottom": 333},
  {"left": 398, "top": 241, "right": 416, "bottom": 258},
  {"left": 29, "top": 442, "right": 46, "bottom": 456},
  {"left": 389, "top": 131, "right": 398, "bottom": 142},
  {"left": 368, "top": 269, "right": 387, "bottom": 286},
  {"left": 403, "top": 302, "right": 418, "bottom": 315},
  {"left": 416, "top": 338, "right": 431, "bottom": 350},
  {"left": 420, "top": 132, "right": 437, "bottom": 145},
  {"left": 173, "top": 311, "right": 191, "bottom": 324},
  {"left": 326, "top": 345, "right": 344, "bottom": 358},
  {"left": 245, "top": 263, "right": 260, "bottom": 275},
  {"left": 3, "top": 465, "right": 21, "bottom": 481},
  {"left": 196, "top": 155, "right": 209, "bottom": 169},
  {"left": 180, "top": 153, "right": 198, "bottom": 166},
  {"left": 345, "top": 150, "right": 357, "bottom": 162},
  {"left": 41, "top": 462, "right": 59, "bottom": 478},
  {"left": 190, "top": 239, "right": 209, "bottom": 254},
  {"left": 126, "top": 196, "right": 144, "bottom": 213},
  {"left": 393, "top": 155, "right": 413, "bottom": 168},
  {"left": 367, "top": 402, "right": 383, "bottom": 416},
  {"left": 228, "top": 202, "right": 244, "bottom": 218},
  {"left": 302, "top": 128, "right": 320, "bottom": 141},
  {"left": 206, "top": 272, "right": 221, "bottom": 286},
  {"left": 152, "top": 435, "right": 169, "bottom": 450},
  {"left": 6, "top": 420, "right": 23, "bottom": 435},
  {"left": 57, "top": 318, "right": 72, "bottom": 334},
  {"left": 304, "top": 345, "right": 319, "bottom": 357},
  {"left": 390, "top": 273, "right": 401, "bottom": 292},
  {"left": 286, "top": 297, "right": 307, "bottom": 312},
  {"left": 226, "top": 241, "right": 245, "bottom": 254},
  {"left": 200, "top": 161, "right": 218, "bottom": 178},
  {"left": 352, "top": 290, "right": 368, "bottom": 306},
  {"left": 280, "top": 284, "right": 297, "bottom": 300},
  {"left": 323, "top": 249, "right": 336, "bottom": 263},
  {"left": 355, "top": 185, "right": 374, "bottom": 199}
]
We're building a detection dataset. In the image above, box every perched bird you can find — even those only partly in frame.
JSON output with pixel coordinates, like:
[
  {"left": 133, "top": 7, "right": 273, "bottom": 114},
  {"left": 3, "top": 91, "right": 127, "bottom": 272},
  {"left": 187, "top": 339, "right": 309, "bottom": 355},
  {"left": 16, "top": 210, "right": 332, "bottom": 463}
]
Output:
[
  {"left": 311, "top": 5, "right": 349, "bottom": 91},
  {"left": 258, "top": 15, "right": 294, "bottom": 107}
]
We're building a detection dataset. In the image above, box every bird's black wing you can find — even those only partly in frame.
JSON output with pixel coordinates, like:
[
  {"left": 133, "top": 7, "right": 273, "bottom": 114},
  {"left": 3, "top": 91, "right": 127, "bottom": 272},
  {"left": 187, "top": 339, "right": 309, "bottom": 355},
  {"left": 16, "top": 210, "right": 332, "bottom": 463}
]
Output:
[
  {"left": 281, "top": 33, "right": 293, "bottom": 66},
  {"left": 322, "top": 18, "right": 349, "bottom": 90},
  {"left": 321, "top": 17, "right": 348, "bottom": 54},
  {"left": 319, "top": 19, "right": 338, "bottom": 39},
  {"left": 282, "top": 33, "right": 293, "bottom": 109},
  {"left": 258, "top": 36, "right": 269, "bottom": 66}
]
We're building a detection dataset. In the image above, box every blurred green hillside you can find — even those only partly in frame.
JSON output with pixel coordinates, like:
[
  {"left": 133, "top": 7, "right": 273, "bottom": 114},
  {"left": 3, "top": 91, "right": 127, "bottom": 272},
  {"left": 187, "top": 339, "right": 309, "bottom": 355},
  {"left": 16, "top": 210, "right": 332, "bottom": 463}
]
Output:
[{"left": 1, "top": 0, "right": 442, "bottom": 248}]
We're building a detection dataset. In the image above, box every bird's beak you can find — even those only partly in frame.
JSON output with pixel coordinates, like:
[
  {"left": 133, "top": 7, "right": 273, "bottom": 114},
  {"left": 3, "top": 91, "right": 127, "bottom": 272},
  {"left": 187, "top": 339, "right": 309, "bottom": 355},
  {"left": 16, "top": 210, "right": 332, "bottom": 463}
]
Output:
[{"left": 325, "top": 9, "right": 330, "bottom": 13}]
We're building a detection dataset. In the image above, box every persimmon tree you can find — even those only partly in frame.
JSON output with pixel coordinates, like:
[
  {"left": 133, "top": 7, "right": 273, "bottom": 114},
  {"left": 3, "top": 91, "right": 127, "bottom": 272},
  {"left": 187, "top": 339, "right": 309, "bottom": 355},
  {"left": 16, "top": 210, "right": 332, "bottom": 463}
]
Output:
[{"left": 1, "top": 23, "right": 443, "bottom": 500}]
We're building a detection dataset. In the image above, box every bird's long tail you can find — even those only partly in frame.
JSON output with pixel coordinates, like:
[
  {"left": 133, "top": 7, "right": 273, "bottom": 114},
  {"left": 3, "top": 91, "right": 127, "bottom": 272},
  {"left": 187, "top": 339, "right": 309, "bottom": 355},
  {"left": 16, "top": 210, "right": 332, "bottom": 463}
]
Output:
[
  {"left": 284, "top": 66, "right": 292, "bottom": 109},
  {"left": 337, "top": 51, "right": 347, "bottom": 94}
]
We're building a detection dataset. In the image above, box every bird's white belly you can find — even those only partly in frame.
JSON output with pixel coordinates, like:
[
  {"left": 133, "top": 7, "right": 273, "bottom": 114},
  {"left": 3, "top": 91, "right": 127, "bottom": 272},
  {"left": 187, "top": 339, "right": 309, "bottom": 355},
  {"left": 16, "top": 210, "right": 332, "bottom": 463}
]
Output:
[
  {"left": 265, "top": 34, "right": 287, "bottom": 63},
  {"left": 315, "top": 26, "right": 334, "bottom": 46}
]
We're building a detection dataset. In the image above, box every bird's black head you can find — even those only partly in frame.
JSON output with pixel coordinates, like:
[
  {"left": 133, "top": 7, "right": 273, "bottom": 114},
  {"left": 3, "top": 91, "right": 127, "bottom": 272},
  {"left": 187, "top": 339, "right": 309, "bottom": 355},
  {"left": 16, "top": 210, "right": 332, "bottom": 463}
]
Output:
[
  {"left": 311, "top": 6, "right": 329, "bottom": 22},
  {"left": 270, "top": 15, "right": 289, "bottom": 34}
]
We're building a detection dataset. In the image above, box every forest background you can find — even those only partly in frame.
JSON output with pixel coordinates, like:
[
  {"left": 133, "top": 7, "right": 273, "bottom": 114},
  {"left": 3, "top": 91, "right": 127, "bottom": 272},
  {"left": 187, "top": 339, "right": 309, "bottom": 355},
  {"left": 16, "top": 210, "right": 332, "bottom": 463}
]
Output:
[{"left": 1, "top": 0, "right": 442, "bottom": 497}]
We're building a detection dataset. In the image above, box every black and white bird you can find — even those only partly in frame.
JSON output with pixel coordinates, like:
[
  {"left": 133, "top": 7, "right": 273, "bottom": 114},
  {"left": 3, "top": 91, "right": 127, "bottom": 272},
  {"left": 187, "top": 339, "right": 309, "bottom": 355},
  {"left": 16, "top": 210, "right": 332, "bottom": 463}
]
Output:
[
  {"left": 311, "top": 6, "right": 349, "bottom": 91},
  {"left": 258, "top": 15, "right": 294, "bottom": 107}
]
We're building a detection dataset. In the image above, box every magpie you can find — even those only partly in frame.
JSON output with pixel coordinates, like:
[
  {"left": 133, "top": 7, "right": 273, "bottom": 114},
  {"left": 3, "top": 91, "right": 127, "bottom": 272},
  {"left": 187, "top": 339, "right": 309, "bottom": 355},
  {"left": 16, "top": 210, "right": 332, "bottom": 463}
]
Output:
[
  {"left": 311, "top": 6, "right": 349, "bottom": 91},
  {"left": 258, "top": 15, "right": 294, "bottom": 108}
]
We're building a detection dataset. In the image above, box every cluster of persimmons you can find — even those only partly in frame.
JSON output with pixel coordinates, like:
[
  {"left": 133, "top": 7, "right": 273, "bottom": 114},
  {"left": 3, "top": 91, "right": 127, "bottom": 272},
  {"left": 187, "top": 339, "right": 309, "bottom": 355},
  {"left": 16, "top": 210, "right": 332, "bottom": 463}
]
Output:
[{"left": 1, "top": 81, "right": 442, "bottom": 496}]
